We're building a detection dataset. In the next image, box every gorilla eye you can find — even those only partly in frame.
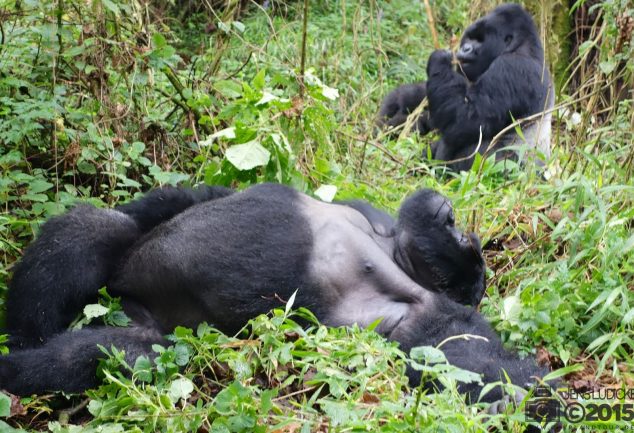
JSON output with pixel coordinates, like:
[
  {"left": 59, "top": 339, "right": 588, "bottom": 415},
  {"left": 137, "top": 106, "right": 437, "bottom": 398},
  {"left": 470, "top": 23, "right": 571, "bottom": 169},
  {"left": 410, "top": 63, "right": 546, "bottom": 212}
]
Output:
[
  {"left": 504, "top": 34, "right": 513, "bottom": 44},
  {"left": 447, "top": 210, "right": 455, "bottom": 226}
]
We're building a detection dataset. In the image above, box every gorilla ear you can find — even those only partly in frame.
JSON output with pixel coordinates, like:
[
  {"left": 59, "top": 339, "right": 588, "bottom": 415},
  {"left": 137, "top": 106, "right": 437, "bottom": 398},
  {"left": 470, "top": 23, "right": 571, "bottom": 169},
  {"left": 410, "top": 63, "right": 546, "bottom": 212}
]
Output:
[{"left": 504, "top": 34, "right": 513, "bottom": 44}]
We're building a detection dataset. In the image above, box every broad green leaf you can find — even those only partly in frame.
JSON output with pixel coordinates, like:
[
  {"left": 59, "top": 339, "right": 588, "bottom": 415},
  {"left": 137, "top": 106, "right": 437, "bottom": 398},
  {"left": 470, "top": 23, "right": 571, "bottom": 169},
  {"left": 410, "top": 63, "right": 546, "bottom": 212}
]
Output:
[
  {"left": 214, "top": 80, "right": 242, "bottom": 98},
  {"left": 225, "top": 141, "right": 270, "bottom": 170},
  {"left": 101, "top": 0, "right": 120, "bottom": 16},
  {"left": 232, "top": 21, "right": 245, "bottom": 33},
  {"left": 152, "top": 33, "right": 167, "bottom": 48},
  {"left": 501, "top": 295, "right": 521, "bottom": 325},
  {"left": 256, "top": 92, "right": 277, "bottom": 106},
  {"left": 0, "top": 393, "right": 11, "bottom": 417},
  {"left": 599, "top": 60, "right": 616, "bottom": 75},
  {"left": 169, "top": 377, "right": 194, "bottom": 402},
  {"left": 83, "top": 304, "right": 109, "bottom": 319},
  {"left": 410, "top": 345, "right": 447, "bottom": 364},
  {"left": 252, "top": 69, "right": 266, "bottom": 90},
  {"left": 208, "top": 127, "right": 236, "bottom": 142},
  {"left": 314, "top": 185, "right": 337, "bottom": 202},
  {"left": 321, "top": 84, "right": 339, "bottom": 100}
]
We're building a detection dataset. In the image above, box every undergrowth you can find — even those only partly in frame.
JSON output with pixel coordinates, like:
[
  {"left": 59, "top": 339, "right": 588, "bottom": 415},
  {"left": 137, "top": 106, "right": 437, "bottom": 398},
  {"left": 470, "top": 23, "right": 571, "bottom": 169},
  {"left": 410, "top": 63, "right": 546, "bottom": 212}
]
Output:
[{"left": 0, "top": 0, "right": 632, "bottom": 431}]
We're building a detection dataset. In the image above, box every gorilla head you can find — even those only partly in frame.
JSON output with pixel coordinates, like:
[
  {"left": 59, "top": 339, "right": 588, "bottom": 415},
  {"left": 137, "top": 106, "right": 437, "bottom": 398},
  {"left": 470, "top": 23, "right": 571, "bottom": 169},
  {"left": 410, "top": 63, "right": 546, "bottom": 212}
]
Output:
[
  {"left": 457, "top": 4, "right": 543, "bottom": 81},
  {"left": 394, "top": 190, "right": 485, "bottom": 306}
]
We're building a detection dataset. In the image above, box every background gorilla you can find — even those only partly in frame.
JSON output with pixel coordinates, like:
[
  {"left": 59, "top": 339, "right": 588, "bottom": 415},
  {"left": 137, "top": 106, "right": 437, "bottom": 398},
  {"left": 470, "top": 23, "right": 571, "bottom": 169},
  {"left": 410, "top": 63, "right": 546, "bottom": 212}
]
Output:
[
  {"left": 377, "top": 3, "right": 554, "bottom": 171},
  {"left": 376, "top": 82, "right": 432, "bottom": 136},
  {"left": 0, "top": 184, "right": 545, "bottom": 402},
  {"left": 428, "top": 3, "right": 554, "bottom": 171}
]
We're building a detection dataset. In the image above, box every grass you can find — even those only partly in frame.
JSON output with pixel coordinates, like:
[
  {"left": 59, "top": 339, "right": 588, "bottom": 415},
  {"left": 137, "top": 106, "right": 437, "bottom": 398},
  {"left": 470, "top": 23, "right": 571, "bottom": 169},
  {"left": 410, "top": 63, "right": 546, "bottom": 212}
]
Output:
[{"left": 0, "top": 0, "right": 633, "bottom": 431}]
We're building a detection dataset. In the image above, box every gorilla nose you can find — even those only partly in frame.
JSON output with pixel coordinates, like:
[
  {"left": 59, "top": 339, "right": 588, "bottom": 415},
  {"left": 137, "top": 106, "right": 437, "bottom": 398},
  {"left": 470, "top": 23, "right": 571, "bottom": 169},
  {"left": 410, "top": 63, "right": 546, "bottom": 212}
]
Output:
[{"left": 459, "top": 43, "right": 473, "bottom": 56}]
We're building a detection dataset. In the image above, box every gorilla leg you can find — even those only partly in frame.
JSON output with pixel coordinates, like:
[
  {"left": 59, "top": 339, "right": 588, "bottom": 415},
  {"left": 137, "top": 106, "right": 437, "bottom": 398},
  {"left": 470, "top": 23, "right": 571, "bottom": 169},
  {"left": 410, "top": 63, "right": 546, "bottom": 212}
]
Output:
[
  {"left": 5, "top": 206, "right": 141, "bottom": 346},
  {"left": 0, "top": 325, "right": 165, "bottom": 395},
  {"left": 6, "top": 185, "right": 233, "bottom": 347},
  {"left": 115, "top": 185, "right": 233, "bottom": 233}
]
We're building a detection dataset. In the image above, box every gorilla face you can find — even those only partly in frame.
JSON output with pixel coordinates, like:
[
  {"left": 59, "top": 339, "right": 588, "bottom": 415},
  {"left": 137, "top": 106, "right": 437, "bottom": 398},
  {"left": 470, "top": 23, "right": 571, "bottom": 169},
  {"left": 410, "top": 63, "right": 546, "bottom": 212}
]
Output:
[
  {"left": 395, "top": 190, "right": 486, "bottom": 305},
  {"left": 457, "top": 24, "right": 505, "bottom": 81},
  {"left": 457, "top": 3, "right": 539, "bottom": 82}
]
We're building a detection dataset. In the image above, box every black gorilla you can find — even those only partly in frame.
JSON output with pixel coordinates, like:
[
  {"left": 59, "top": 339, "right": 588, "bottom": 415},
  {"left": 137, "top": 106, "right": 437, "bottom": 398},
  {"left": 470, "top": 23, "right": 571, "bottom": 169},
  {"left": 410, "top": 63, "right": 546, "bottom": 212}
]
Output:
[
  {"left": 378, "top": 3, "right": 554, "bottom": 171},
  {"left": 376, "top": 82, "right": 432, "bottom": 136},
  {"left": 0, "top": 184, "right": 545, "bottom": 402}
]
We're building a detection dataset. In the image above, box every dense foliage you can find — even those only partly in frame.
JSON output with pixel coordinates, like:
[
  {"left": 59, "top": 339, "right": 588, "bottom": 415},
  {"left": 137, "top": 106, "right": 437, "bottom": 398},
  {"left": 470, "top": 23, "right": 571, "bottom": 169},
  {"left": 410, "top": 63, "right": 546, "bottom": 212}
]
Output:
[{"left": 0, "top": 0, "right": 632, "bottom": 431}]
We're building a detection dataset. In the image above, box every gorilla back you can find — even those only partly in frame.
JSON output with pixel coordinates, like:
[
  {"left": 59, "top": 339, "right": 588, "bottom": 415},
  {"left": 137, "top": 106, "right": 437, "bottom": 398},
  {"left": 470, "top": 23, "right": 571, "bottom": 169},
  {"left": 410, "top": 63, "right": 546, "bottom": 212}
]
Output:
[{"left": 1, "top": 184, "right": 546, "bottom": 402}]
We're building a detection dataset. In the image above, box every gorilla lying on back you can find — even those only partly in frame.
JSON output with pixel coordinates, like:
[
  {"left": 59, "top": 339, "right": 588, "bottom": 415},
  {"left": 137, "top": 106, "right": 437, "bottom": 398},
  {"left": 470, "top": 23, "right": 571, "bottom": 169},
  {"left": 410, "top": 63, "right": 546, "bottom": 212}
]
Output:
[
  {"left": 378, "top": 3, "right": 554, "bottom": 171},
  {"left": 1, "top": 184, "right": 546, "bottom": 403}
]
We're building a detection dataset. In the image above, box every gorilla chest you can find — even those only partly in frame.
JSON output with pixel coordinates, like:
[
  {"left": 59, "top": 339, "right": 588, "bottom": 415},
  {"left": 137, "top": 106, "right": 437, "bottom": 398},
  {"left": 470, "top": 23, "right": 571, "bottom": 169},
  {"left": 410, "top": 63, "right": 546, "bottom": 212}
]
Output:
[{"left": 300, "top": 197, "right": 424, "bottom": 335}]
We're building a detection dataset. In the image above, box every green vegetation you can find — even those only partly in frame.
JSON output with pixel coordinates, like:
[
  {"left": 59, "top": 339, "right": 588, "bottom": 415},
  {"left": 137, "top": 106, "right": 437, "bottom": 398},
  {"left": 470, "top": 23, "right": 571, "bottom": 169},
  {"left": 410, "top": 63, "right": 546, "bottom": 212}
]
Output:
[{"left": 0, "top": 0, "right": 632, "bottom": 431}]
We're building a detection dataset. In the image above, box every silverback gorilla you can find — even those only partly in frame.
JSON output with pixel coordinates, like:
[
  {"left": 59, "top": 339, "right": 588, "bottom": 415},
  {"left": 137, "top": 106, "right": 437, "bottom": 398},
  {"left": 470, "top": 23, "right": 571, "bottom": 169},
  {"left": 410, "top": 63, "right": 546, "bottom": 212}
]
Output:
[
  {"left": 0, "top": 184, "right": 546, "bottom": 403},
  {"left": 378, "top": 3, "right": 554, "bottom": 171}
]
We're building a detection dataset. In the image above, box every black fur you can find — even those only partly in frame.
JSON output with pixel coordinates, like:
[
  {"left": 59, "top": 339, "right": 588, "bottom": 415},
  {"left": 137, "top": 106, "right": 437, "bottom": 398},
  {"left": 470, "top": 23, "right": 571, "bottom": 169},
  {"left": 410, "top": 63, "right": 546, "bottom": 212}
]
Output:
[
  {"left": 395, "top": 190, "right": 486, "bottom": 306},
  {"left": 376, "top": 82, "right": 432, "bottom": 135},
  {"left": 116, "top": 185, "right": 233, "bottom": 233},
  {"left": 5, "top": 206, "right": 141, "bottom": 347},
  {"left": 5, "top": 185, "right": 230, "bottom": 347},
  {"left": 0, "top": 184, "right": 546, "bottom": 403},
  {"left": 343, "top": 192, "right": 485, "bottom": 306},
  {"left": 427, "top": 3, "right": 553, "bottom": 171},
  {"left": 338, "top": 200, "right": 396, "bottom": 237}
]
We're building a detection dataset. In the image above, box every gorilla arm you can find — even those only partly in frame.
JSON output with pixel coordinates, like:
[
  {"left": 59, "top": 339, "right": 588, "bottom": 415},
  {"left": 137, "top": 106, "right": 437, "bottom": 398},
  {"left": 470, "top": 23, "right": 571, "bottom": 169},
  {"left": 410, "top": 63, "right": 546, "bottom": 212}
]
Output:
[
  {"left": 116, "top": 185, "right": 233, "bottom": 233},
  {"left": 337, "top": 200, "right": 396, "bottom": 236},
  {"left": 391, "top": 300, "right": 547, "bottom": 403},
  {"left": 426, "top": 50, "right": 544, "bottom": 149},
  {"left": 304, "top": 200, "right": 544, "bottom": 402},
  {"left": 5, "top": 206, "right": 141, "bottom": 346}
]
